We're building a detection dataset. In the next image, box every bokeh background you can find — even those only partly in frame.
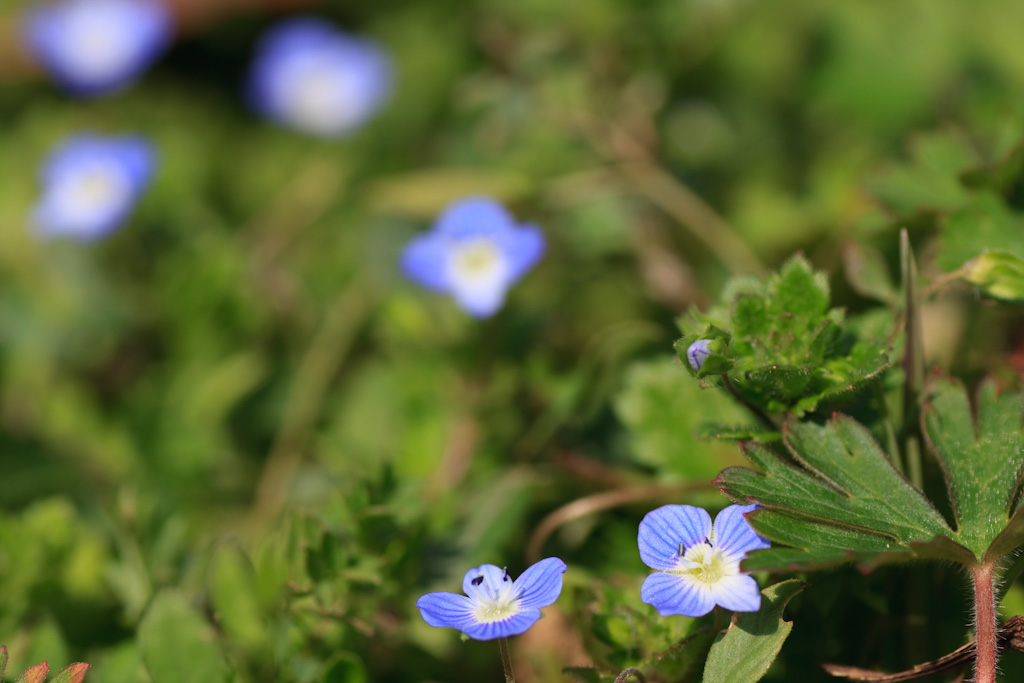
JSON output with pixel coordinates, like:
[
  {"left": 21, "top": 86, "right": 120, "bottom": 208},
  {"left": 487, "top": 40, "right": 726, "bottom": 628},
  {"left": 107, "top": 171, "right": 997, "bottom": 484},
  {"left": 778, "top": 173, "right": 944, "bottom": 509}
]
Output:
[{"left": 5, "top": 0, "right": 1024, "bottom": 681}]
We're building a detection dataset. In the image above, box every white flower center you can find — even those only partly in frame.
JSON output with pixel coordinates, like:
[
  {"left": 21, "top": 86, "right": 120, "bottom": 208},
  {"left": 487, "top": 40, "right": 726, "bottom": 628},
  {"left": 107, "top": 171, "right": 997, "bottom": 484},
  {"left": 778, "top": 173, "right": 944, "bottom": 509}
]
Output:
[
  {"left": 285, "top": 64, "right": 359, "bottom": 135},
  {"left": 468, "top": 570, "right": 523, "bottom": 624},
  {"left": 64, "top": 168, "right": 128, "bottom": 212},
  {"left": 450, "top": 239, "right": 506, "bottom": 286},
  {"left": 673, "top": 542, "right": 737, "bottom": 585}
]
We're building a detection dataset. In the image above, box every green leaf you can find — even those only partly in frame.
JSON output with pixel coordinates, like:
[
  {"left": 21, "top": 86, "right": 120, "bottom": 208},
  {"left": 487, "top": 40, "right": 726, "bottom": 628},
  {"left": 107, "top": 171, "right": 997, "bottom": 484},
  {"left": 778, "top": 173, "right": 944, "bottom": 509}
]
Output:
[
  {"left": 209, "top": 545, "right": 266, "bottom": 650},
  {"left": 959, "top": 250, "right": 1024, "bottom": 301},
  {"left": 138, "top": 591, "right": 230, "bottom": 683},
  {"left": 678, "top": 255, "right": 889, "bottom": 418},
  {"left": 740, "top": 509, "right": 901, "bottom": 572},
  {"left": 843, "top": 242, "right": 898, "bottom": 305},
  {"left": 922, "top": 375, "right": 1024, "bottom": 559},
  {"left": 49, "top": 663, "right": 89, "bottom": 683},
  {"left": 717, "top": 415, "right": 964, "bottom": 569},
  {"left": 702, "top": 580, "right": 803, "bottom": 683},
  {"left": 615, "top": 356, "right": 750, "bottom": 478}
]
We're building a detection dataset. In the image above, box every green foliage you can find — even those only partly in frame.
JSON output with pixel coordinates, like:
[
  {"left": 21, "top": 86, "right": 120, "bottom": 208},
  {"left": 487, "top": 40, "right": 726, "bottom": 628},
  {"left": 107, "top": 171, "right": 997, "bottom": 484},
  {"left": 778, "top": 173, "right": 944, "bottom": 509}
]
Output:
[
  {"left": 138, "top": 592, "right": 230, "bottom": 683},
  {"left": 718, "top": 416, "right": 967, "bottom": 571},
  {"left": 702, "top": 581, "right": 802, "bottom": 683},
  {"left": 676, "top": 256, "right": 889, "bottom": 419},
  {"left": 922, "top": 375, "right": 1024, "bottom": 558},
  {"left": 7, "top": 0, "right": 1024, "bottom": 681}
]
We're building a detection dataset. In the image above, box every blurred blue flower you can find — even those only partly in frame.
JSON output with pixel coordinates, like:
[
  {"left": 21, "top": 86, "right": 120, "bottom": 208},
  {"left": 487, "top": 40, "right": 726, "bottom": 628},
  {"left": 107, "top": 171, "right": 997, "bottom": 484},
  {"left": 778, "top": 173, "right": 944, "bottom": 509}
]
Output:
[
  {"left": 401, "top": 197, "right": 545, "bottom": 318},
  {"left": 247, "top": 17, "right": 393, "bottom": 138},
  {"left": 639, "top": 504, "right": 770, "bottom": 617},
  {"left": 416, "top": 557, "right": 567, "bottom": 640},
  {"left": 33, "top": 134, "right": 155, "bottom": 241},
  {"left": 23, "top": 0, "right": 172, "bottom": 96}
]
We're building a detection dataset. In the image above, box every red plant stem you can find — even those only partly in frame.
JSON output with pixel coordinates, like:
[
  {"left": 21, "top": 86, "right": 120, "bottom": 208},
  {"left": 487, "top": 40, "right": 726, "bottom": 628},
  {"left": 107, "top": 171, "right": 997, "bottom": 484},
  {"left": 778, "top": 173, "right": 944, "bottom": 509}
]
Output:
[{"left": 972, "top": 563, "right": 998, "bottom": 683}]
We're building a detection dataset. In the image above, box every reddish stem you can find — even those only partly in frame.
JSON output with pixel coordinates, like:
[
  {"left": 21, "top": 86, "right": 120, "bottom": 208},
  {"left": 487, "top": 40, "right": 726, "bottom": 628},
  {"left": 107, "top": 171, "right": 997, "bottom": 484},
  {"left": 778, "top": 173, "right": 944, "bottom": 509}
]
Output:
[{"left": 972, "top": 563, "right": 998, "bottom": 683}]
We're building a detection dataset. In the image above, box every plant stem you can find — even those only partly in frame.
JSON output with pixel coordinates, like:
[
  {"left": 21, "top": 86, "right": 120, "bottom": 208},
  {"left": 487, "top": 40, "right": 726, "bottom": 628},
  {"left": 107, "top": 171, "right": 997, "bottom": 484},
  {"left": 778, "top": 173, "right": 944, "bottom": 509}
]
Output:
[
  {"left": 972, "top": 563, "right": 998, "bottom": 683},
  {"left": 498, "top": 637, "right": 516, "bottom": 683},
  {"left": 721, "top": 374, "right": 776, "bottom": 430}
]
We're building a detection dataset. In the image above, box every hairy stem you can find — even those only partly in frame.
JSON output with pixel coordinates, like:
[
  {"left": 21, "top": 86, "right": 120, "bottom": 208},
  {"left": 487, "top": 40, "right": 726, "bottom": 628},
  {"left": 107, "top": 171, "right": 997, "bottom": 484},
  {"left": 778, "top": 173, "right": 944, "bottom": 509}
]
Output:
[
  {"left": 721, "top": 374, "right": 776, "bottom": 430},
  {"left": 972, "top": 563, "right": 998, "bottom": 683},
  {"left": 498, "top": 637, "right": 516, "bottom": 683}
]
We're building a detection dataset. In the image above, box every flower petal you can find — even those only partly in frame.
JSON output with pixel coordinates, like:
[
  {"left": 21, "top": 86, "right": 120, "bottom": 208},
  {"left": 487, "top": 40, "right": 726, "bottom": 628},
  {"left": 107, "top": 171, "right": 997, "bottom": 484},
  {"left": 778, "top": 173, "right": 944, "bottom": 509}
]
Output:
[
  {"left": 638, "top": 505, "right": 712, "bottom": 570},
  {"left": 459, "top": 608, "right": 542, "bottom": 640},
  {"left": 433, "top": 197, "right": 514, "bottom": 239},
  {"left": 712, "top": 504, "right": 770, "bottom": 561},
  {"left": 462, "top": 564, "right": 508, "bottom": 602},
  {"left": 709, "top": 574, "right": 763, "bottom": 613},
  {"left": 401, "top": 233, "right": 450, "bottom": 291},
  {"left": 513, "top": 557, "right": 567, "bottom": 610},
  {"left": 415, "top": 591, "right": 477, "bottom": 631},
  {"left": 450, "top": 275, "right": 508, "bottom": 318},
  {"left": 492, "top": 223, "right": 544, "bottom": 283},
  {"left": 640, "top": 571, "right": 715, "bottom": 617}
]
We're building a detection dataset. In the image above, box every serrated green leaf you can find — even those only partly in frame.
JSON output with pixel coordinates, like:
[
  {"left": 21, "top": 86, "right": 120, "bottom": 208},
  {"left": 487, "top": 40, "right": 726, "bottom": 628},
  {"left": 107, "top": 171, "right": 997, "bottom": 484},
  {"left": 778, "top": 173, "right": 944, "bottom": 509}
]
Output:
[
  {"left": 695, "top": 423, "right": 780, "bottom": 443},
  {"left": 717, "top": 415, "right": 964, "bottom": 569},
  {"left": 922, "top": 375, "right": 1024, "bottom": 559},
  {"left": 740, "top": 509, "right": 902, "bottom": 572},
  {"left": 702, "top": 580, "right": 803, "bottom": 683},
  {"left": 138, "top": 591, "right": 230, "bottom": 683},
  {"left": 49, "top": 663, "right": 89, "bottom": 683},
  {"left": 680, "top": 256, "right": 889, "bottom": 418}
]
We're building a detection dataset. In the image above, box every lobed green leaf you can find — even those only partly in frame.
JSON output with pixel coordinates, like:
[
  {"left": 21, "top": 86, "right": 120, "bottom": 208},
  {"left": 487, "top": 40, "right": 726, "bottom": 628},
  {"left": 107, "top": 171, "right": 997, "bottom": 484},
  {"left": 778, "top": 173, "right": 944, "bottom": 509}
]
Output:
[{"left": 922, "top": 375, "right": 1024, "bottom": 559}]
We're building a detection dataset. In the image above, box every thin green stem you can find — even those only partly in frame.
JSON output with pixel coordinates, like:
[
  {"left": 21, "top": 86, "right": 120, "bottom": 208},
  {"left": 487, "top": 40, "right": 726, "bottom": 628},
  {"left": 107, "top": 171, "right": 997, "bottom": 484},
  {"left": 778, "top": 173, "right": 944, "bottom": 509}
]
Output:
[
  {"left": 972, "top": 564, "right": 998, "bottom": 683},
  {"left": 721, "top": 374, "right": 776, "bottom": 431},
  {"left": 498, "top": 637, "right": 516, "bottom": 683}
]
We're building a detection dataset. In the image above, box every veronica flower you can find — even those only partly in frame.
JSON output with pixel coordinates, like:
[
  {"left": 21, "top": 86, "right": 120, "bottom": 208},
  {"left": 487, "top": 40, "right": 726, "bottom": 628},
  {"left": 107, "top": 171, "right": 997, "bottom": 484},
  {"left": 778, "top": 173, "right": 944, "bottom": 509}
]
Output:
[
  {"left": 246, "top": 17, "right": 393, "bottom": 138},
  {"left": 32, "top": 134, "right": 155, "bottom": 241},
  {"left": 686, "top": 339, "right": 713, "bottom": 371},
  {"left": 639, "top": 504, "right": 770, "bottom": 617},
  {"left": 416, "top": 557, "right": 567, "bottom": 640},
  {"left": 23, "top": 0, "right": 172, "bottom": 96},
  {"left": 401, "top": 197, "right": 545, "bottom": 318}
]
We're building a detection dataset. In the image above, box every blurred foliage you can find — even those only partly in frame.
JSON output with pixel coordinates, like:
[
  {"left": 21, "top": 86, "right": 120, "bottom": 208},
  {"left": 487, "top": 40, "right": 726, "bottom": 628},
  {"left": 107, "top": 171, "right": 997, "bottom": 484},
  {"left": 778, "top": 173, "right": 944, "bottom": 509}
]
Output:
[{"left": 5, "top": 0, "right": 1024, "bottom": 681}]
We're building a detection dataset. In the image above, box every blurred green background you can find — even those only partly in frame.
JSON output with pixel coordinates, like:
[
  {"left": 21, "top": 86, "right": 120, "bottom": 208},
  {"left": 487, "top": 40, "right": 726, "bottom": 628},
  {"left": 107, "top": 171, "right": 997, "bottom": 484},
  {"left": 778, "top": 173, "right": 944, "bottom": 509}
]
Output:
[{"left": 4, "top": 0, "right": 1024, "bottom": 681}]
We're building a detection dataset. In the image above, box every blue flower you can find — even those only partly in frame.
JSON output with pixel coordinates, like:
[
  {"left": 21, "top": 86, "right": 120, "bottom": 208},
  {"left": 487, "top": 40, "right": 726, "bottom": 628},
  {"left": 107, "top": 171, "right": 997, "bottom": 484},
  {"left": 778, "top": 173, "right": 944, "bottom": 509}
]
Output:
[
  {"left": 32, "top": 134, "right": 155, "bottom": 241},
  {"left": 23, "top": 0, "right": 172, "bottom": 96},
  {"left": 416, "top": 557, "right": 567, "bottom": 640},
  {"left": 246, "top": 17, "right": 393, "bottom": 138},
  {"left": 401, "top": 197, "right": 545, "bottom": 318},
  {"left": 639, "top": 504, "right": 770, "bottom": 617},
  {"left": 686, "top": 339, "right": 712, "bottom": 371}
]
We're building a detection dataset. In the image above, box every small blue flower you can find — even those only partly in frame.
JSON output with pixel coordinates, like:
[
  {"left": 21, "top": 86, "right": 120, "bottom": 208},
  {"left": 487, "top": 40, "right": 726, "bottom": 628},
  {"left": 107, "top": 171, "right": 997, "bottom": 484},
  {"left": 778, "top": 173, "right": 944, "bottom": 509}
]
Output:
[
  {"left": 246, "top": 17, "right": 393, "bottom": 138},
  {"left": 23, "top": 0, "right": 172, "bottom": 96},
  {"left": 686, "top": 339, "right": 713, "bottom": 372},
  {"left": 416, "top": 557, "right": 567, "bottom": 640},
  {"left": 639, "top": 504, "right": 770, "bottom": 617},
  {"left": 32, "top": 134, "right": 155, "bottom": 241},
  {"left": 401, "top": 197, "right": 545, "bottom": 318}
]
